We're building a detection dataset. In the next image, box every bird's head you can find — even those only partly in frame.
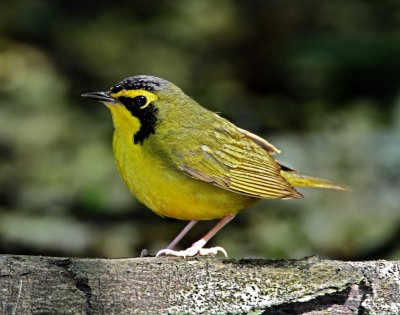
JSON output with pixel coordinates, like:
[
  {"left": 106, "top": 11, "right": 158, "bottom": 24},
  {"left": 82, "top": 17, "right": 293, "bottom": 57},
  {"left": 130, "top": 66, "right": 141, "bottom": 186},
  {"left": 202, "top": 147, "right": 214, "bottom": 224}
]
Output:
[{"left": 82, "top": 75, "right": 182, "bottom": 144}]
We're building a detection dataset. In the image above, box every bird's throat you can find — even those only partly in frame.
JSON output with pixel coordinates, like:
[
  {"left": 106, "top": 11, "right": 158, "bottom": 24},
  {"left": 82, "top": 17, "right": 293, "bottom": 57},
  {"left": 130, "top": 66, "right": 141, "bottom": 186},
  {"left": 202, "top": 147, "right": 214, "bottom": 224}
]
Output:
[{"left": 107, "top": 103, "right": 158, "bottom": 145}]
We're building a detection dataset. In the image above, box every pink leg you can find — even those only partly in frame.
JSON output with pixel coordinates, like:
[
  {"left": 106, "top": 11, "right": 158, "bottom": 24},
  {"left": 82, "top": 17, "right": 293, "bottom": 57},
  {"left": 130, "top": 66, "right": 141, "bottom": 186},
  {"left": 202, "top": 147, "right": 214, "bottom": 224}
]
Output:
[
  {"left": 200, "top": 214, "right": 236, "bottom": 244},
  {"left": 167, "top": 220, "right": 198, "bottom": 249},
  {"left": 156, "top": 214, "right": 236, "bottom": 257}
]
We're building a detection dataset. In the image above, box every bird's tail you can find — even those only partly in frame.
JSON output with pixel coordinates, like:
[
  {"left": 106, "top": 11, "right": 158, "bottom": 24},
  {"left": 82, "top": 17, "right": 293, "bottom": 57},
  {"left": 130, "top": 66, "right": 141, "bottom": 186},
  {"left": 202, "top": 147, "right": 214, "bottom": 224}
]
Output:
[{"left": 281, "top": 170, "right": 350, "bottom": 191}]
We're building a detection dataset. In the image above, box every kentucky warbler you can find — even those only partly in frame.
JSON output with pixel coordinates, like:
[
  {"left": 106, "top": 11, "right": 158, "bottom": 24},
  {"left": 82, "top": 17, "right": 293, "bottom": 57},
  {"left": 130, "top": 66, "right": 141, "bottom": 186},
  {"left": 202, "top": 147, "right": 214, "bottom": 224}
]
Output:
[{"left": 82, "top": 75, "right": 347, "bottom": 257}]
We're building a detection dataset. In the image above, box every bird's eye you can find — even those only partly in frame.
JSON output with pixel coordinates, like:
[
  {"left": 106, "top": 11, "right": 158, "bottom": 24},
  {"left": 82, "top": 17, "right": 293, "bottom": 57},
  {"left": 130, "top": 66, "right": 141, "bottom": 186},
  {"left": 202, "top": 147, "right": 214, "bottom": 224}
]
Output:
[{"left": 133, "top": 95, "right": 147, "bottom": 107}]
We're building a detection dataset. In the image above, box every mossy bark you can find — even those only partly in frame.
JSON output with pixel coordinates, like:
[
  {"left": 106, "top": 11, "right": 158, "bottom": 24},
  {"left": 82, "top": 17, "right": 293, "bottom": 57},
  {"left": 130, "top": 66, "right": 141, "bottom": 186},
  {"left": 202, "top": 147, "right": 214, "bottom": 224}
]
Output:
[{"left": 0, "top": 255, "right": 399, "bottom": 314}]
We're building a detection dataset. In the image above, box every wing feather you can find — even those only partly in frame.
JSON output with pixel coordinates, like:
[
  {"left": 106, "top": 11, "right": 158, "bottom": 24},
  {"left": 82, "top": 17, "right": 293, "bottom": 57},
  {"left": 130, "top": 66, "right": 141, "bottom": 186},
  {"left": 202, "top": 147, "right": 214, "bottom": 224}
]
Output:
[
  {"left": 237, "top": 127, "right": 281, "bottom": 154},
  {"left": 173, "top": 122, "right": 302, "bottom": 199}
]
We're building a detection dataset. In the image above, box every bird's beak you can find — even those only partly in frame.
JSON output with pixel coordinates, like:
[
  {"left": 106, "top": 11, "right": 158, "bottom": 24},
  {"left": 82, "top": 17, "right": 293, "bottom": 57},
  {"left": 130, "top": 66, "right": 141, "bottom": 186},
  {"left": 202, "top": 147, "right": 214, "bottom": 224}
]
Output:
[{"left": 81, "top": 91, "right": 116, "bottom": 103}]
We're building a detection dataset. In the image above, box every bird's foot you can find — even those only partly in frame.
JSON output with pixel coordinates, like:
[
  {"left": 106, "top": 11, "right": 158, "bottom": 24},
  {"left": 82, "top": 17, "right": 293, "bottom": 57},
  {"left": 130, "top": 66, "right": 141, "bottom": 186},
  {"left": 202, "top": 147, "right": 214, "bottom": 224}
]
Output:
[{"left": 156, "top": 239, "right": 228, "bottom": 257}]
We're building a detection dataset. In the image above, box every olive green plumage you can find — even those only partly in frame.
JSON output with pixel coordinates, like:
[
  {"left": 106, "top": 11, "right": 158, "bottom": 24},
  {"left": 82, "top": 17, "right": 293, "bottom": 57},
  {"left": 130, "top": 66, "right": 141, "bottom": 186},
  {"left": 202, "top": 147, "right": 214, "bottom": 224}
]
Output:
[{"left": 82, "top": 75, "right": 347, "bottom": 221}]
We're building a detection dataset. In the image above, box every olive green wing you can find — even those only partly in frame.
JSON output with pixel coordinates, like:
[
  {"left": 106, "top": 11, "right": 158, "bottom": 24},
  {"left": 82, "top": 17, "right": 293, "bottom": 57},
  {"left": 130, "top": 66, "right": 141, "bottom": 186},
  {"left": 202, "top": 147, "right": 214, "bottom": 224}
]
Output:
[
  {"left": 172, "top": 124, "right": 302, "bottom": 199},
  {"left": 236, "top": 127, "right": 281, "bottom": 155}
]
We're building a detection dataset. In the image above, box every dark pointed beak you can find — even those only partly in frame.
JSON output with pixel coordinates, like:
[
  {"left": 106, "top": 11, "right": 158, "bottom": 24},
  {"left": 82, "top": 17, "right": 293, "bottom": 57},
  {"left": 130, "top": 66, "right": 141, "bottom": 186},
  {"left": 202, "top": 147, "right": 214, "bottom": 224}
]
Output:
[{"left": 81, "top": 91, "right": 116, "bottom": 103}]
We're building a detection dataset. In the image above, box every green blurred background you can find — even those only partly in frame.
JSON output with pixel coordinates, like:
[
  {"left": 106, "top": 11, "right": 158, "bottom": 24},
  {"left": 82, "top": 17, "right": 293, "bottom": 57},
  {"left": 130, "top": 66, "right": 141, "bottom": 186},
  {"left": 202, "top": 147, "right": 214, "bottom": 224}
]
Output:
[{"left": 0, "top": 1, "right": 399, "bottom": 260}]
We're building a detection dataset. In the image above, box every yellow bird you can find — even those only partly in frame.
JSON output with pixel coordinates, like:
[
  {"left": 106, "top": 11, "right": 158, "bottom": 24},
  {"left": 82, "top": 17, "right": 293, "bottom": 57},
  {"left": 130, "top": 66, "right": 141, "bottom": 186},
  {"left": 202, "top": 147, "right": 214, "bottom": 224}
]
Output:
[{"left": 82, "top": 75, "right": 347, "bottom": 257}]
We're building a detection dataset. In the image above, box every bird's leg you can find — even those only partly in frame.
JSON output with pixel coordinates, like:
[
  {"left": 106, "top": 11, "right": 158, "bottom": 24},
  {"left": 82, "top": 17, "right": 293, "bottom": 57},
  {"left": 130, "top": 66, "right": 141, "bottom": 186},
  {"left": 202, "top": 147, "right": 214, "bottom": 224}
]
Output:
[
  {"left": 166, "top": 220, "right": 198, "bottom": 250},
  {"left": 141, "top": 220, "right": 197, "bottom": 257},
  {"left": 156, "top": 214, "right": 236, "bottom": 257}
]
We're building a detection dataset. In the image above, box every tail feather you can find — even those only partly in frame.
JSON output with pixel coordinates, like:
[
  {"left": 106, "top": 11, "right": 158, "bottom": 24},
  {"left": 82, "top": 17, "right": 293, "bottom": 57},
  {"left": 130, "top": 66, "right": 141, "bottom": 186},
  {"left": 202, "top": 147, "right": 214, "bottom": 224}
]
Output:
[{"left": 281, "top": 170, "right": 350, "bottom": 191}]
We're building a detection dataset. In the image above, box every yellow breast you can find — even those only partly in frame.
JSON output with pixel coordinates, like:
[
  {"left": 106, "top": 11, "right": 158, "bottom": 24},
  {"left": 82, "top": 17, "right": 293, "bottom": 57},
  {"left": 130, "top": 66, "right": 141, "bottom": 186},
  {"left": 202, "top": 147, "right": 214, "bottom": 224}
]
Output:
[
  {"left": 107, "top": 103, "right": 255, "bottom": 220},
  {"left": 112, "top": 131, "right": 255, "bottom": 220}
]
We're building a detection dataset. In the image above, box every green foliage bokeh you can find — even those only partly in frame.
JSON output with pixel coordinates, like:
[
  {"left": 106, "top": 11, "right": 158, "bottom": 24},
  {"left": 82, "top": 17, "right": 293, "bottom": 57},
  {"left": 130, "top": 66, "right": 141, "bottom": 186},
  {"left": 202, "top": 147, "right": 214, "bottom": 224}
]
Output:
[{"left": 0, "top": 1, "right": 399, "bottom": 259}]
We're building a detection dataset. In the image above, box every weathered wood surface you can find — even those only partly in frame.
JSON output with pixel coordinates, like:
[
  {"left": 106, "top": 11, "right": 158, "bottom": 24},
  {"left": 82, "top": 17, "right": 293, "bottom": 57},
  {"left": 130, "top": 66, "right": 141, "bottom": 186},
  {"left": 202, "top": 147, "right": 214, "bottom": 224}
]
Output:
[{"left": 0, "top": 255, "right": 399, "bottom": 314}]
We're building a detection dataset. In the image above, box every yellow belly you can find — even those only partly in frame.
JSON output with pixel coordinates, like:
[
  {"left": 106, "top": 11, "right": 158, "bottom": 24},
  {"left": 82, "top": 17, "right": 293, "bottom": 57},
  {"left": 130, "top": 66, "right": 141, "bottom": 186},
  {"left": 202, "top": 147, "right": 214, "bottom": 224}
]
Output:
[{"left": 112, "top": 131, "right": 256, "bottom": 220}]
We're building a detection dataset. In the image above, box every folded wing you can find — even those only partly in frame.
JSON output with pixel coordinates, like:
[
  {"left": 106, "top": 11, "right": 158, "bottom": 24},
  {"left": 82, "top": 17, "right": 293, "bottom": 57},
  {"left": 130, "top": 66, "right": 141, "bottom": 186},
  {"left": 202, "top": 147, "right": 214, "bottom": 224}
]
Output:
[{"left": 172, "top": 122, "right": 303, "bottom": 199}]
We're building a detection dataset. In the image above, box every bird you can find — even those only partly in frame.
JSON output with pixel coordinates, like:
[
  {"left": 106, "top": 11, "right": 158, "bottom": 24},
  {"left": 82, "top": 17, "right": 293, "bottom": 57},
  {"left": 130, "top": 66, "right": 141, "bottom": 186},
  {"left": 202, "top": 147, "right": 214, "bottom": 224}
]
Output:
[{"left": 81, "top": 75, "right": 348, "bottom": 257}]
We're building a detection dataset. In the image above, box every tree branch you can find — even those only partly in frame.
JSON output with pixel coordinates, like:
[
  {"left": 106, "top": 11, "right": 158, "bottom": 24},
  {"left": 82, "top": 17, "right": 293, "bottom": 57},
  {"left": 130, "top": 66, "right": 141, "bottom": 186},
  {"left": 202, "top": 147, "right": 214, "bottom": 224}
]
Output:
[{"left": 0, "top": 255, "right": 399, "bottom": 314}]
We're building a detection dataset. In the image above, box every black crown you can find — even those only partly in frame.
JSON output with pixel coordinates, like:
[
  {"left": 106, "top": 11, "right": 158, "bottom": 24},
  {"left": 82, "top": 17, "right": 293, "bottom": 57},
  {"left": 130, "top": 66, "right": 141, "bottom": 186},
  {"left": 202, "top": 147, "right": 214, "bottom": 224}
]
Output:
[{"left": 110, "top": 75, "right": 167, "bottom": 94}]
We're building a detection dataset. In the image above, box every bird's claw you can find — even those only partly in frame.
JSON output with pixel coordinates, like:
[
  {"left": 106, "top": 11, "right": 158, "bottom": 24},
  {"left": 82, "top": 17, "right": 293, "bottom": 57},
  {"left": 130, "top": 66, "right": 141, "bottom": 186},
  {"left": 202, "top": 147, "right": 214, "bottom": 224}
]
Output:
[
  {"left": 156, "top": 239, "right": 228, "bottom": 257},
  {"left": 156, "top": 246, "right": 227, "bottom": 257},
  {"left": 198, "top": 246, "right": 228, "bottom": 257}
]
